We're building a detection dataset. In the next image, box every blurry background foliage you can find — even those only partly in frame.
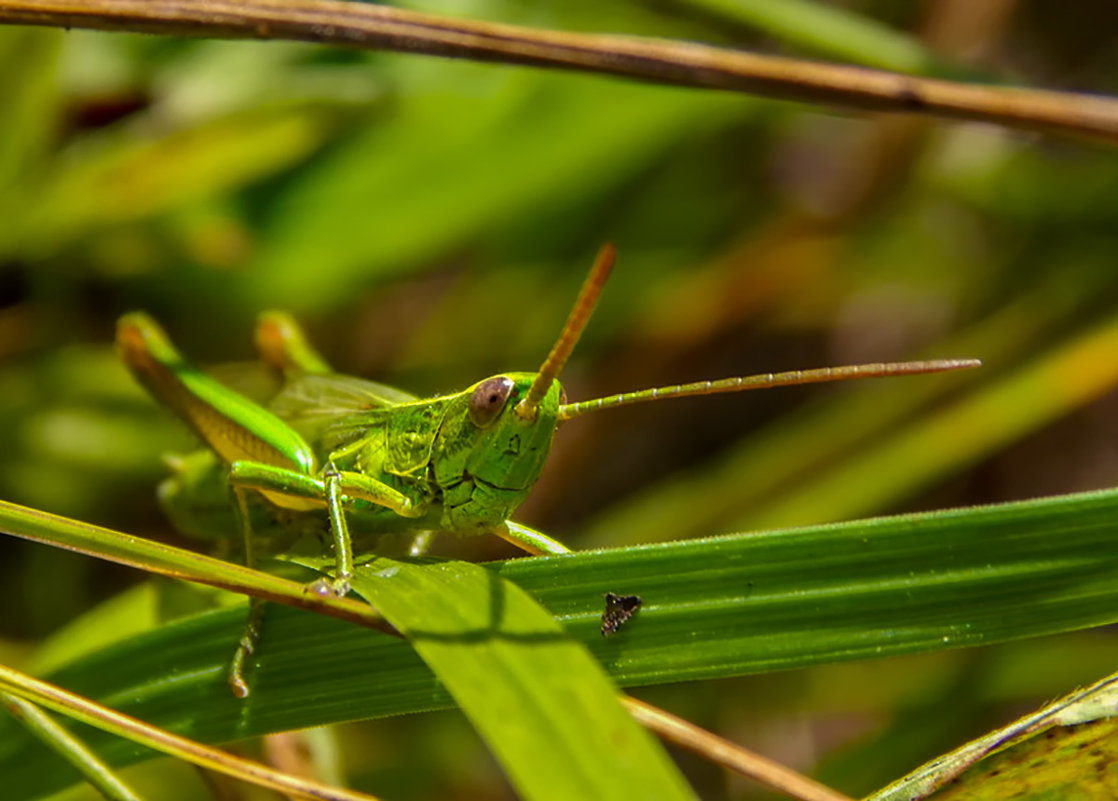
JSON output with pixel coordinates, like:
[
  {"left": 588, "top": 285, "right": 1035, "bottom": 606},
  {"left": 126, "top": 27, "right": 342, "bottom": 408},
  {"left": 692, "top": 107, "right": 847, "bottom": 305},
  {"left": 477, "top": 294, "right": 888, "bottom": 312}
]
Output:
[{"left": 1, "top": 1, "right": 1118, "bottom": 799}]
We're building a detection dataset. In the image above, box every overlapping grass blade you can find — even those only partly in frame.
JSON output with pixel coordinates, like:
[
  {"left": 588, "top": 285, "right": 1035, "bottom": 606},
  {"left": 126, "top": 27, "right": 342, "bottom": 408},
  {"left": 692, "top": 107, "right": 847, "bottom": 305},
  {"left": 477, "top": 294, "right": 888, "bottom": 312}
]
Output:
[{"left": 346, "top": 558, "right": 695, "bottom": 801}]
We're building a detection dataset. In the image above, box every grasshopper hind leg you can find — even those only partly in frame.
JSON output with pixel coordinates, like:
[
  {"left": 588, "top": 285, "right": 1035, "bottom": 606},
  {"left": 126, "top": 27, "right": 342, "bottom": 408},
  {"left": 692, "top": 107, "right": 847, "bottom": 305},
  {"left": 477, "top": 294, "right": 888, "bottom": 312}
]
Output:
[
  {"left": 255, "top": 311, "right": 332, "bottom": 376},
  {"left": 228, "top": 486, "right": 264, "bottom": 699},
  {"left": 228, "top": 597, "right": 266, "bottom": 699}
]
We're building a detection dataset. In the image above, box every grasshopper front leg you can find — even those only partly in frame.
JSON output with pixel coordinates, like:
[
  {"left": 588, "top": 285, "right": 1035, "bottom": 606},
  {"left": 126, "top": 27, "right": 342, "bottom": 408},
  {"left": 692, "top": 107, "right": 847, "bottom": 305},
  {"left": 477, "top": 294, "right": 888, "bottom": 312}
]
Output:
[
  {"left": 227, "top": 460, "right": 424, "bottom": 592},
  {"left": 223, "top": 462, "right": 424, "bottom": 696}
]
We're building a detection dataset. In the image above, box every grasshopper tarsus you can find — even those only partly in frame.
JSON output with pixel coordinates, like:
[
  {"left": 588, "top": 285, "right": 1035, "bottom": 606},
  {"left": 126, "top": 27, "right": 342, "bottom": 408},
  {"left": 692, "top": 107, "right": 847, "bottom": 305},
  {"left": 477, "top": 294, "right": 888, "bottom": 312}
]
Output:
[
  {"left": 229, "top": 675, "right": 251, "bottom": 700},
  {"left": 228, "top": 633, "right": 257, "bottom": 699},
  {"left": 307, "top": 578, "right": 340, "bottom": 598},
  {"left": 227, "top": 594, "right": 267, "bottom": 698},
  {"left": 330, "top": 577, "right": 352, "bottom": 598}
]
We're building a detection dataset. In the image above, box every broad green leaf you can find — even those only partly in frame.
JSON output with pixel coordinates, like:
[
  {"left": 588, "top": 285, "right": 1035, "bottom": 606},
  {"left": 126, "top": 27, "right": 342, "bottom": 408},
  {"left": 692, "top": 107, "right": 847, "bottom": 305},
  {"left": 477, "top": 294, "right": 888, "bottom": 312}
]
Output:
[
  {"left": 3, "top": 488, "right": 1118, "bottom": 797},
  {"left": 347, "top": 558, "right": 695, "bottom": 801}
]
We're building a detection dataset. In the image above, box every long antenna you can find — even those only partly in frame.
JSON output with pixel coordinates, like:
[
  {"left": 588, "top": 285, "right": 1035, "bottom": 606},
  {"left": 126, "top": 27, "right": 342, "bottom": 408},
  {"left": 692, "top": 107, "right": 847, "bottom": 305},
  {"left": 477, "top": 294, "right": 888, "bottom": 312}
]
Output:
[
  {"left": 515, "top": 243, "right": 617, "bottom": 420},
  {"left": 557, "top": 359, "right": 981, "bottom": 421}
]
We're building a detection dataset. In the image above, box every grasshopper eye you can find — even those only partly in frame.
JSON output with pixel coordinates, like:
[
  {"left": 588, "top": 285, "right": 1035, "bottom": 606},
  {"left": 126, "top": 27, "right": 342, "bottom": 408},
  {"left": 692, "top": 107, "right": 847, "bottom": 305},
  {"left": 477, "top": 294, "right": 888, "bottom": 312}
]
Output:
[{"left": 469, "top": 376, "right": 514, "bottom": 427}]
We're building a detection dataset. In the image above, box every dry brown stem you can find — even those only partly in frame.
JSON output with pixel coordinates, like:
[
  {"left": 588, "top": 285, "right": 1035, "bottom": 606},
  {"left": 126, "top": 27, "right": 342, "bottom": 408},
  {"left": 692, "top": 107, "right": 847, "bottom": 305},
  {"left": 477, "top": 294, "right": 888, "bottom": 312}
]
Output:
[{"left": 0, "top": 0, "right": 1116, "bottom": 143}]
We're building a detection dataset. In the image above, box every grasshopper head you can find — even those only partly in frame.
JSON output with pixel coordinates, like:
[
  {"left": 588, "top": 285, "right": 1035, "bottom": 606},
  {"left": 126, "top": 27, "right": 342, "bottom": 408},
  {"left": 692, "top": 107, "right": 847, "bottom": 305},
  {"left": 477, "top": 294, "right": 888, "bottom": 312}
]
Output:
[
  {"left": 462, "top": 372, "right": 563, "bottom": 491},
  {"left": 430, "top": 245, "right": 612, "bottom": 533},
  {"left": 431, "top": 372, "right": 562, "bottom": 532}
]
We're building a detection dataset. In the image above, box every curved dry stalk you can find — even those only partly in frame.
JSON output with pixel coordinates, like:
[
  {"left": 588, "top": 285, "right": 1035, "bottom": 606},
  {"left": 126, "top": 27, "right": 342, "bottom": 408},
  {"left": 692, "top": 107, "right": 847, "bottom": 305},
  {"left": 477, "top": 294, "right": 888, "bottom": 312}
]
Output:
[
  {"left": 0, "top": 0, "right": 1116, "bottom": 143},
  {"left": 623, "top": 696, "right": 855, "bottom": 801}
]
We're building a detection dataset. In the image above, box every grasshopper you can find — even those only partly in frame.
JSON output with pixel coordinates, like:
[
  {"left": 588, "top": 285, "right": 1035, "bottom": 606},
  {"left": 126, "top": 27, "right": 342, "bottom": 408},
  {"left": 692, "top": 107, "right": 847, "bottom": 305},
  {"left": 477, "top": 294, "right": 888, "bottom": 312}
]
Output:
[{"left": 117, "top": 244, "right": 978, "bottom": 696}]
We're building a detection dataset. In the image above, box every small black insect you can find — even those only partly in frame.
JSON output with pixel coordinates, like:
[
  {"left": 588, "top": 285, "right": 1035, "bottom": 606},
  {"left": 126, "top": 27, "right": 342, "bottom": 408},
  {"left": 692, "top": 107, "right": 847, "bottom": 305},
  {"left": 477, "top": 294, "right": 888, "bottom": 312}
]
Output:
[{"left": 601, "top": 592, "right": 642, "bottom": 636}]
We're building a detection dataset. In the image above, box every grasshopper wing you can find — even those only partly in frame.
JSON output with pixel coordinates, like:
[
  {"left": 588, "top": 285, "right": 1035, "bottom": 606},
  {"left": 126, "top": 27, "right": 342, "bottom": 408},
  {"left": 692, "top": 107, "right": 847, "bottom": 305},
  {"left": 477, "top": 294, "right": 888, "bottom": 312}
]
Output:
[{"left": 269, "top": 373, "right": 418, "bottom": 449}]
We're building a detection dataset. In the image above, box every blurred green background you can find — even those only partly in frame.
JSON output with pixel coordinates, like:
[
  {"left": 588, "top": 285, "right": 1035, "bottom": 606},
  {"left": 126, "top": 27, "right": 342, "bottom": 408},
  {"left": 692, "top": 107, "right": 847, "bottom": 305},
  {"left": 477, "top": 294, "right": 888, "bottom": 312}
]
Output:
[{"left": 1, "top": 1, "right": 1118, "bottom": 799}]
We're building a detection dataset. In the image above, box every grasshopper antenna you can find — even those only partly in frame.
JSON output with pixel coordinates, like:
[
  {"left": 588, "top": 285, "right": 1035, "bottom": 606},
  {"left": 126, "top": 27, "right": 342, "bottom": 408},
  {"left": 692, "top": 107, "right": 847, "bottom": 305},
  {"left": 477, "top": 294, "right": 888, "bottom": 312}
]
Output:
[
  {"left": 557, "top": 359, "right": 981, "bottom": 421},
  {"left": 515, "top": 243, "right": 617, "bottom": 420}
]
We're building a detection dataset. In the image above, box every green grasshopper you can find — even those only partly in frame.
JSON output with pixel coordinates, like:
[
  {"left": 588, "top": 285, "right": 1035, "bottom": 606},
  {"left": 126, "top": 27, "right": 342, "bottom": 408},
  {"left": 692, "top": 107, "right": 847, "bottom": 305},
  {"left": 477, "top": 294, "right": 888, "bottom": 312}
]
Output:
[{"left": 117, "top": 244, "right": 979, "bottom": 696}]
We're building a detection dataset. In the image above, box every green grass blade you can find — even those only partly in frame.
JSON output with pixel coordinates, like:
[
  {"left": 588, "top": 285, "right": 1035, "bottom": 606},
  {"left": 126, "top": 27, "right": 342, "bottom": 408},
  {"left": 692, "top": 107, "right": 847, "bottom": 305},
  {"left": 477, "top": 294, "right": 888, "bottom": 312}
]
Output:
[
  {"left": 347, "top": 558, "right": 696, "bottom": 801},
  {"left": 3, "top": 488, "right": 1118, "bottom": 797},
  {"left": 0, "top": 666, "right": 385, "bottom": 801},
  {"left": 0, "top": 28, "right": 60, "bottom": 194},
  {"left": 679, "top": 0, "right": 937, "bottom": 73}
]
